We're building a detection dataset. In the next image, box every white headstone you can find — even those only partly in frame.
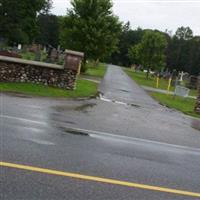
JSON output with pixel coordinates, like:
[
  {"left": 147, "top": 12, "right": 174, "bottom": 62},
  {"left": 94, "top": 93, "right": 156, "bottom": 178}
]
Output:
[
  {"left": 175, "top": 86, "right": 190, "bottom": 98},
  {"left": 17, "top": 44, "right": 22, "bottom": 50}
]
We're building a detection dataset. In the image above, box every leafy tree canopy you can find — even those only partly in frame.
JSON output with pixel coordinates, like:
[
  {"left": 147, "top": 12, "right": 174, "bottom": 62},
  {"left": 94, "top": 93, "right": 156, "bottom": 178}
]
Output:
[
  {"left": 60, "top": 0, "right": 122, "bottom": 61},
  {"left": 166, "top": 27, "right": 200, "bottom": 75},
  {"left": 109, "top": 22, "right": 143, "bottom": 66},
  {"left": 129, "top": 30, "right": 167, "bottom": 78},
  {"left": 0, "top": 0, "right": 52, "bottom": 44},
  {"left": 175, "top": 26, "right": 193, "bottom": 40},
  {"left": 35, "top": 14, "right": 59, "bottom": 48}
]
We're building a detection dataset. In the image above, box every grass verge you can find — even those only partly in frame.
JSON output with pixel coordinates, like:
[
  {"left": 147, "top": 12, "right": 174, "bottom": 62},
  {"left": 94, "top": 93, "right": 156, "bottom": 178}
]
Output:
[
  {"left": 0, "top": 79, "right": 98, "bottom": 98},
  {"left": 84, "top": 62, "right": 107, "bottom": 78},
  {"left": 150, "top": 92, "right": 199, "bottom": 118},
  {"left": 124, "top": 68, "right": 197, "bottom": 96}
]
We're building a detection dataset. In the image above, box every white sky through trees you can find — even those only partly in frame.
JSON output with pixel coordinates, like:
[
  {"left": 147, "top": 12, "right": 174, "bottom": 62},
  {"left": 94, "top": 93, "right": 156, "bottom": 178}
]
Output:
[{"left": 51, "top": 0, "right": 200, "bottom": 35}]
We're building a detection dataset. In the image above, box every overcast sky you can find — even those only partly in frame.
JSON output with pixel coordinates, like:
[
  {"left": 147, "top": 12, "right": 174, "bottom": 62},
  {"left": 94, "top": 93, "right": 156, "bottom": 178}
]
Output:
[{"left": 51, "top": 0, "right": 200, "bottom": 35}]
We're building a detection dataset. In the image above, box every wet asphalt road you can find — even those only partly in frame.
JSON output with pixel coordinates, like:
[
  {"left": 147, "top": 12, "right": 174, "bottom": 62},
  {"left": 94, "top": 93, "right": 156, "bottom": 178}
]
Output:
[{"left": 1, "top": 65, "right": 200, "bottom": 200}]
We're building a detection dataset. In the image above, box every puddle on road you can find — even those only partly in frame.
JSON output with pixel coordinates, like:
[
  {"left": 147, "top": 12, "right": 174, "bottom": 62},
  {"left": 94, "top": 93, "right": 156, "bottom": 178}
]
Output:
[
  {"left": 54, "top": 105, "right": 74, "bottom": 112},
  {"left": 75, "top": 103, "right": 96, "bottom": 112},
  {"left": 191, "top": 119, "right": 200, "bottom": 131},
  {"left": 3, "top": 91, "right": 32, "bottom": 98},
  {"left": 65, "top": 129, "right": 89, "bottom": 136},
  {"left": 51, "top": 113, "right": 77, "bottom": 125},
  {"left": 58, "top": 126, "right": 89, "bottom": 136},
  {"left": 54, "top": 103, "right": 96, "bottom": 113},
  {"left": 130, "top": 103, "right": 141, "bottom": 108},
  {"left": 118, "top": 89, "right": 130, "bottom": 93}
]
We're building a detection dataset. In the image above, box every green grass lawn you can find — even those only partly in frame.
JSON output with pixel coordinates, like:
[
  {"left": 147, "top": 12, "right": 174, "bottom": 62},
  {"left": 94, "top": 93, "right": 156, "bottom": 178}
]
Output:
[
  {"left": 20, "top": 52, "right": 36, "bottom": 60},
  {"left": 190, "top": 89, "right": 198, "bottom": 96},
  {"left": 0, "top": 79, "right": 98, "bottom": 98},
  {"left": 84, "top": 62, "right": 107, "bottom": 78},
  {"left": 124, "top": 68, "right": 197, "bottom": 96},
  {"left": 20, "top": 51, "right": 47, "bottom": 62},
  {"left": 150, "top": 92, "right": 199, "bottom": 118}
]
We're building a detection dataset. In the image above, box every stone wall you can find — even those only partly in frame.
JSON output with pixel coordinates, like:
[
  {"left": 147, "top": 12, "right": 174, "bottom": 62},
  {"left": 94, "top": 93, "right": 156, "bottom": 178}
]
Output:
[{"left": 0, "top": 56, "right": 77, "bottom": 90}]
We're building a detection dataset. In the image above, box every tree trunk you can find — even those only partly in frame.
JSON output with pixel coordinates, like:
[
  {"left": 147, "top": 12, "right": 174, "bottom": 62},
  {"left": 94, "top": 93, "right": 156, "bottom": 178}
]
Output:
[
  {"left": 146, "top": 68, "right": 150, "bottom": 79},
  {"left": 80, "top": 57, "right": 87, "bottom": 73}
]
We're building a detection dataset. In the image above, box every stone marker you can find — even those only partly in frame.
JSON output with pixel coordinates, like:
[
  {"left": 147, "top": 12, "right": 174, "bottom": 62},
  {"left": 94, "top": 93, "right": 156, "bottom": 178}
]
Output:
[
  {"left": 174, "top": 86, "right": 190, "bottom": 98},
  {"left": 50, "top": 48, "right": 58, "bottom": 63},
  {"left": 35, "top": 45, "right": 41, "bottom": 61},
  {"left": 29, "top": 44, "right": 38, "bottom": 53},
  {"left": 64, "top": 49, "right": 84, "bottom": 75},
  {"left": 188, "top": 75, "right": 198, "bottom": 89}
]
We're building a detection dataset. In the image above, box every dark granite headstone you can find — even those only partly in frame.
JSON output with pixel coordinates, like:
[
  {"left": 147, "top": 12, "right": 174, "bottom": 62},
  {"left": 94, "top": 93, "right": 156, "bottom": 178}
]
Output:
[{"left": 189, "top": 76, "right": 198, "bottom": 89}]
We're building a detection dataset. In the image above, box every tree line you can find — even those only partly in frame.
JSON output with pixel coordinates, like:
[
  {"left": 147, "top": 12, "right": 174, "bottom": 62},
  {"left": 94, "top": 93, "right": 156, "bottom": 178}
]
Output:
[
  {"left": 0, "top": 0, "right": 200, "bottom": 75},
  {"left": 110, "top": 23, "right": 200, "bottom": 76}
]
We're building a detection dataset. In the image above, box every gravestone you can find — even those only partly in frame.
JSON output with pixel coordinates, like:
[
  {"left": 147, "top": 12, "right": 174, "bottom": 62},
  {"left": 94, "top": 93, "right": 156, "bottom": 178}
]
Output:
[
  {"left": 43, "top": 46, "right": 47, "bottom": 53},
  {"left": 17, "top": 44, "right": 22, "bottom": 50},
  {"left": 174, "top": 86, "right": 190, "bottom": 98},
  {"left": 29, "top": 44, "right": 38, "bottom": 53},
  {"left": 188, "top": 75, "right": 198, "bottom": 89},
  {"left": 34, "top": 45, "right": 41, "bottom": 61},
  {"left": 171, "top": 69, "right": 178, "bottom": 86},
  {"left": 46, "top": 46, "right": 53, "bottom": 62},
  {"left": 64, "top": 49, "right": 84, "bottom": 75},
  {"left": 50, "top": 48, "right": 58, "bottom": 63}
]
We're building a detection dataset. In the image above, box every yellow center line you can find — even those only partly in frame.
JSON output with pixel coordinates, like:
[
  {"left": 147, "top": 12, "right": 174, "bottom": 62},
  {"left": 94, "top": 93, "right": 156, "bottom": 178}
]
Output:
[{"left": 1, "top": 161, "right": 200, "bottom": 198}]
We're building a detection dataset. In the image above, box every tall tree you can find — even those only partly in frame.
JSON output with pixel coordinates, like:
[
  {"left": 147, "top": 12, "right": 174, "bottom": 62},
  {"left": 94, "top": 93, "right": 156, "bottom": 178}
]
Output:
[
  {"left": 128, "top": 43, "right": 141, "bottom": 66},
  {"left": 60, "top": 0, "right": 122, "bottom": 62},
  {"left": 166, "top": 27, "right": 200, "bottom": 75},
  {"left": 109, "top": 22, "right": 143, "bottom": 66},
  {"left": 0, "top": 0, "right": 51, "bottom": 44},
  {"left": 40, "top": 0, "right": 53, "bottom": 14},
  {"left": 129, "top": 30, "right": 167, "bottom": 78},
  {"left": 188, "top": 37, "right": 200, "bottom": 75},
  {"left": 35, "top": 14, "right": 59, "bottom": 48}
]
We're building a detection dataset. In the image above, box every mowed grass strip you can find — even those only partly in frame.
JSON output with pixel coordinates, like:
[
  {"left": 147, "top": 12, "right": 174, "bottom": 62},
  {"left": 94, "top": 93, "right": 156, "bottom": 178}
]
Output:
[
  {"left": 84, "top": 62, "right": 107, "bottom": 78},
  {"left": 0, "top": 79, "right": 98, "bottom": 98},
  {"left": 150, "top": 92, "right": 199, "bottom": 118}
]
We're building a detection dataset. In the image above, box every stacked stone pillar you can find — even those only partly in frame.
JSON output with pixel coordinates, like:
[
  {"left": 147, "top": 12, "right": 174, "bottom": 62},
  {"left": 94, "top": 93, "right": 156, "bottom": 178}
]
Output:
[{"left": 194, "top": 76, "right": 200, "bottom": 113}]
